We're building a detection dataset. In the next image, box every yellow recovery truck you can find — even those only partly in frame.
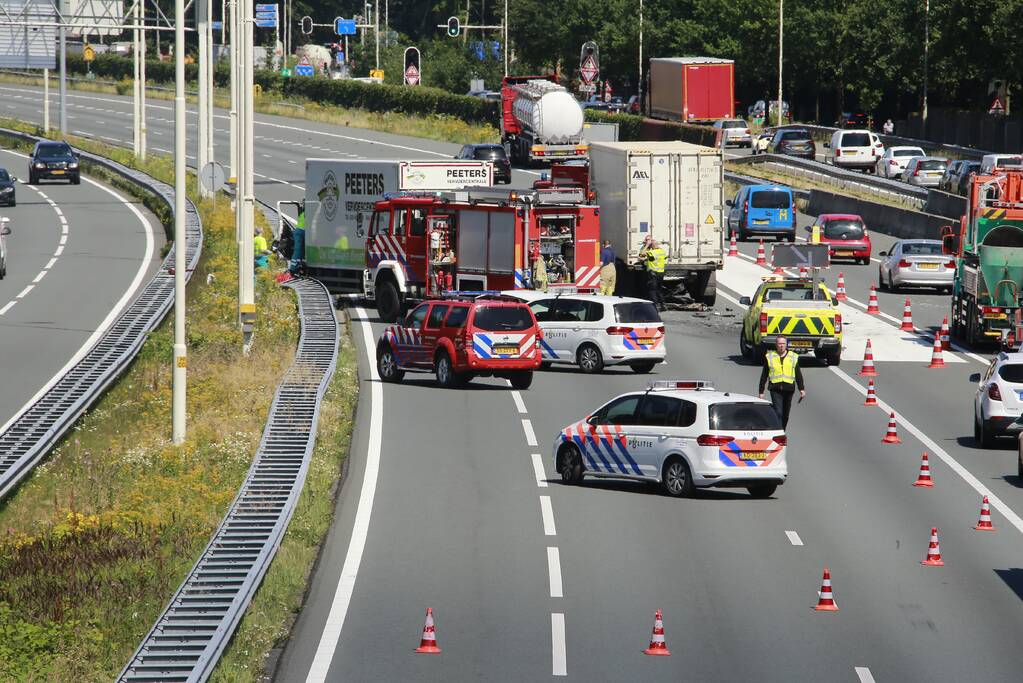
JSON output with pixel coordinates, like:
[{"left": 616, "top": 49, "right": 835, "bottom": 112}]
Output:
[{"left": 738, "top": 276, "right": 843, "bottom": 365}]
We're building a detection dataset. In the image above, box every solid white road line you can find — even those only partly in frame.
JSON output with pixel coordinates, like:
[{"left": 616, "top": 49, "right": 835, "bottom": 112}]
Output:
[
  {"left": 0, "top": 301, "right": 14, "bottom": 315},
  {"left": 855, "top": 667, "right": 877, "bottom": 683},
  {"left": 307, "top": 307, "right": 381, "bottom": 682},
  {"left": 547, "top": 547, "right": 563, "bottom": 598},
  {"left": 511, "top": 390, "right": 527, "bottom": 414},
  {"left": 531, "top": 453, "right": 548, "bottom": 488},
  {"left": 785, "top": 530, "right": 804, "bottom": 546},
  {"left": 522, "top": 418, "right": 538, "bottom": 446},
  {"left": 539, "top": 495, "right": 557, "bottom": 536},
  {"left": 551, "top": 613, "right": 567, "bottom": 677}
]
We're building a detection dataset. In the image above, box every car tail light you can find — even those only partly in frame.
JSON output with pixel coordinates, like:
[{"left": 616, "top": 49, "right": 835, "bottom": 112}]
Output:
[
  {"left": 914, "top": 169, "right": 921, "bottom": 176},
  {"left": 890, "top": 159, "right": 898, "bottom": 166},
  {"left": 944, "top": 260, "right": 956, "bottom": 269},
  {"left": 834, "top": 313, "right": 842, "bottom": 333},
  {"left": 657, "top": 325, "right": 665, "bottom": 333},
  {"left": 760, "top": 312, "right": 768, "bottom": 333},
  {"left": 697, "top": 434, "right": 735, "bottom": 446},
  {"left": 898, "top": 259, "right": 911, "bottom": 268},
  {"left": 836, "top": 149, "right": 841, "bottom": 157},
  {"left": 605, "top": 326, "right": 634, "bottom": 335},
  {"left": 744, "top": 200, "right": 749, "bottom": 215},
  {"left": 983, "top": 306, "right": 1004, "bottom": 315},
  {"left": 988, "top": 384, "right": 1002, "bottom": 401},
  {"left": 773, "top": 435, "right": 788, "bottom": 446}
]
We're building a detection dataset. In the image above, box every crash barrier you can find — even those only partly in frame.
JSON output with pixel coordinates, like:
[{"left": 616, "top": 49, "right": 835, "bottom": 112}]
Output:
[
  {"left": 769, "top": 122, "right": 989, "bottom": 160},
  {"left": 0, "top": 127, "right": 203, "bottom": 500},
  {"left": 897, "top": 107, "right": 1022, "bottom": 155},
  {"left": 923, "top": 190, "right": 967, "bottom": 221},
  {"left": 805, "top": 189, "right": 950, "bottom": 240},
  {"left": 118, "top": 276, "right": 339, "bottom": 683},
  {"left": 724, "top": 169, "right": 810, "bottom": 201}
]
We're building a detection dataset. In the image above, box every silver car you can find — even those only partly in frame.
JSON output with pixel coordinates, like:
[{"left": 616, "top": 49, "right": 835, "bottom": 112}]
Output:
[
  {"left": 0, "top": 216, "right": 10, "bottom": 279},
  {"left": 712, "top": 119, "right": 752, "bottom": 148},
  {"left": 877, "top": 239, "right": 954, "bottom": 291},
  {"left": 900, "top": 156, "right": 949, "bottom": 187}
]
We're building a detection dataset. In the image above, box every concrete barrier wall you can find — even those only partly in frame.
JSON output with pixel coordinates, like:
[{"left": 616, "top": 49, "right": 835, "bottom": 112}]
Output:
[
  {"left": 924, "top": 189, "right": 967, "bottom": 220},
  {"left": 805, "top": 189, "right": 953, "bottom": 240}
]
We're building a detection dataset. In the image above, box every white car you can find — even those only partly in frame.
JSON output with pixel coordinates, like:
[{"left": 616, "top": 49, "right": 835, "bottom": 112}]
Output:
[
  {"left": 502, "top": 291, "right": 666, "bottom": 373},
  {"left": 825, "top": 129, "right": 885, "bottom": 172},
  {"left": 712, "top": 119, "right": 752, "bottom": 148},
  {"left": 0, "top": 217, "right": 9, "bottom": 279},
  {"left": 876, "top": 146, "right": 926, "bottom": 178},
  {"left": 979, "top": 153, "right": 1023, "bottom": 175},
  {"left": 975, "top": 352, "right": 1023, "bottom": 447},
  {"left": 552, "top": 380, "right": 787, "bottom": 498}
]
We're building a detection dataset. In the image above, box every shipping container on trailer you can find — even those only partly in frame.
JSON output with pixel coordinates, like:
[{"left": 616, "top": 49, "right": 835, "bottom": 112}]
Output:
[
  {"left": 648, "top": 57, "right": 735, "bottom": 123},
  {"left": 588, "top": 140, "right": 724, "bottom": 305}
]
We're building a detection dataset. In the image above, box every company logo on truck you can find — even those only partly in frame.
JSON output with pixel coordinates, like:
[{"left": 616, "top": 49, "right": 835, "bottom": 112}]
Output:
[
  {"left": 632, "top": 170, "right": 650, "bottom": 180},
  {"left": 345, "top": 172, "right": 387, "bottom": 195},
  {"left": 319, "top": 170, "right": 340, "bottom": 221}
]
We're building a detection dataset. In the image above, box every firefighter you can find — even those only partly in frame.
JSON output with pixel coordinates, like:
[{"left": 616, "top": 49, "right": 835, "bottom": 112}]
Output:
[
  {"left": 758, "top": 336, "right": 806, "bottom": 429},
  {"left": 533, "top": 253, "right": 549, "bottom": 293},
  {"left": 289, "top": 202, "right": 306, "bottom": 275},
  {"left": 639, "top": 236, "right": 666, "bottom": 310},
  {"left": 599, "top": 239, "right": 616, "bottom": 295}
]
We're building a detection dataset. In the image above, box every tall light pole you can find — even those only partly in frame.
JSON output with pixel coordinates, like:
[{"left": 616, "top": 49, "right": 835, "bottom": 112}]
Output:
[
  {"left": 503, "top": 0, "right": 508, "bottom": 76},
  {"left": 638, "top": 0, "right": 643, "bottom": 111},
  {"left": 58, "top": 0, "right": 67, "bottom": 134},
  {"left": 777, "top": 0, "right": 783, "bottom": 127},
  {"left": 922, "top": 0, "right": 929, "bottom": 131},
  {"left": 173, "top": 0, "right": 188, "bottom": 445},
  {"left": 197, "top": 0, "right": 210, "bottom": 196},
  {"left": 229, "top": 0, "right": 238, "bottom": 184},
  {"left": 239, "top": 0, "right": 256, "bottom": 341},
  {"left": 375, "top": 0, "right": 380, "bottom": 70}
]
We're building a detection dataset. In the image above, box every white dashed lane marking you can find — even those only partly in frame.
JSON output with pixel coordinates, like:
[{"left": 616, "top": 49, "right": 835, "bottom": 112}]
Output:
[
  {"left": 855, "top": 667, "right": 876, "bottom": 683},
  {"left": 785, "top": 530, "right": 803, "bottom": 546},
  {"left": 522, "top": 418, "right": 537, "bottom": 446},
  {"left": 531, "top": 454, "right": 548, "bottom": 488},
  {"left": 551, "top": 613, "right": 567, "bottom": 677},
  {"left": 539, "top": 495, "right": 557, "bottom": 536},
  {"left": 547, "top": 547, "right": 563, "bottom": 598},
  {"left": 511, "top": 390, "right": 527, "bottom": 414}
]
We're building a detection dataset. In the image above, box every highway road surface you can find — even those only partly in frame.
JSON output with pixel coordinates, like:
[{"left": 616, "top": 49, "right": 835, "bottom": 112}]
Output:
[
  {"left": 7, "top": 85, "right": 1023, "bottom": 681},
  {"left": 0, "top": 144, "right": 163, "bottom": 432}
]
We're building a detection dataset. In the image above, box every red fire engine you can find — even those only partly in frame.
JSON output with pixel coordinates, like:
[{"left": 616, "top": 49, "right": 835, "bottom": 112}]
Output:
[{"left": 365, "top": 182, "right": 601, "bottom": 322}]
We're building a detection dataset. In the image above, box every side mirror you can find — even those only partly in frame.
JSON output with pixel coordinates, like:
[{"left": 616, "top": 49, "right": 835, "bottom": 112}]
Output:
[
  {"left": 823, "top": 142, "right": 830, "bottom": 148},
  {"left": 10, "top": 176, "right": 16, "bottom": 182},
  {"left": 969, "top": 372, "right": 981, "bottom": 383},
  {"left": 739, "top": 296, "right": 752, "bottom": 306},
  {"left": 725, "top": 199, "right": 733, "bottom": 207},
  {"left": 1, "top": 226, "right": 9, "bottom": 236},
  {"left": 585, "top": 414, "right": 598, "bottom": 426},
  {"left": 833, "top": 298, "right": 839, "bottom": 306},
  {"left": 804, "top": 225, "right": 812, "bottom": 232},
  {"left": 878, "top": 250, "right": 887, "bottom": 256}
]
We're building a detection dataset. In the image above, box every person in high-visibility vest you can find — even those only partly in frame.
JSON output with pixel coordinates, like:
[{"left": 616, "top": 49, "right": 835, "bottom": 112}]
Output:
[
  {"left": 254, "top": 228, "right": 270, "bottom": 270},
  {"left": 639, "top": 236, "right": 667, "bottom": 311},
  {"left": 758, "top": 336, "right": 806, "bottom": 429}
]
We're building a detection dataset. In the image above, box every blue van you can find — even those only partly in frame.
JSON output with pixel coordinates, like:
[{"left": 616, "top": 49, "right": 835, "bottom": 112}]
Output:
[{"left": 725, "top": 185, "right": 796, "bottom": 241}]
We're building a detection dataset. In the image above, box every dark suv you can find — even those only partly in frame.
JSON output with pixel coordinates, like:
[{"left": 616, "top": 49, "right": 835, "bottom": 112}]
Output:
[
  {"left": 455, "top": 143, "right": 512, "bottom": 184},
  {"left": 29, "top": 141, "right": 80, "bottom": 185},
  {"left": 770, "top": 129, "right": 816, "bottom": 159}
]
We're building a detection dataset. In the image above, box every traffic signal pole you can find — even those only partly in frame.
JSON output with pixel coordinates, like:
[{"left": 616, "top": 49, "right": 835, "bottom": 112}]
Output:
[{"left": 173, "top": 0, "right": 188, "bottom": 444}]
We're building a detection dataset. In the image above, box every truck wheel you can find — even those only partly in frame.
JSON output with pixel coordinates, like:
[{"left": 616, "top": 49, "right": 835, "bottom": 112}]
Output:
[
  {"left": 692, "top": 271, "right": 717, "bottom": 307},
  {"left": 510, "top": 371, "right": 533, "bottom": 390},
  {"left": 817, "top": 348, "right": 841, "bottom": 366},
  {"left": 375, "top": 279, "right": 401, "bottom": 323}
]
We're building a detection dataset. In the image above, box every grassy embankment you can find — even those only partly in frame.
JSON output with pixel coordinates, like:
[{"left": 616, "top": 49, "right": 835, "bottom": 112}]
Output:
[
  {"left": 0, "top": 71, "right": 499, "bottom": 146},
  {"left": 0, "top": 118, "right": 358, "bottom": 682}
]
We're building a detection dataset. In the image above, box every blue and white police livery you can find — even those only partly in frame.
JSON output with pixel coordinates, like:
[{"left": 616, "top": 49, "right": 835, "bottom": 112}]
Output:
[{"left": 552, "top": 381, "right": 788, "bottom": 498}]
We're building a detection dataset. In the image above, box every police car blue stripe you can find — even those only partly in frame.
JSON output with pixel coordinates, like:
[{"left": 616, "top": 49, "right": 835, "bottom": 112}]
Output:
[
  {"left": 611, "top": 438, "right": 644, "bottom": 476},
  {"left": 593, "top": 433, "right": 630, "bottom": 474},
  {"left": 572, "top": 434, "right": 600, "bottom": 471},
  {"left": 540, "top": 338, "right": 558, "bottom": 359},
  {"left": 585, "top": 435, "right": 615, "bottom": 472}
]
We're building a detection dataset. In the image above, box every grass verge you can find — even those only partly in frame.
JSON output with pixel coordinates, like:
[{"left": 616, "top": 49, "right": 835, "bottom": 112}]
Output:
[
  {"left": 0, "top": 120, "right": 357, "bottom": 681},
  {"left": 0, "top": 71, "right": 499, "bottom": 146}
]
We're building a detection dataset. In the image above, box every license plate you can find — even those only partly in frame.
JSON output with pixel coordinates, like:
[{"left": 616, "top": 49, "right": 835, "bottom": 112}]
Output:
[
  {"left": 789, "top": 340, "right": 813, "bottom": 348},
  {"left": 636, "top": 338, "right": 654, "bottom": 345},
  {"left": 836, "top": 250, "right": 854, "bottom": 256},
  {"left": 51, "top": 170, "right": 65, "bottom": 175},
  {"left": 984, "top": 313, "right": 1007, "bottom": 320},
  {"left": 917, "top": 263, "right": 939, "bottom": 270},
  {"left": 739, "top": 451, "right": 767, "bottom": 461},
  {"left": 753, "top": 219, "right": 769, "bottom": 225},
  {"left": 845, "top": 150, "right": 858, "bottom": 155},
  {"left": 494, "top": 345, "right": 518, "bottom": 355}
]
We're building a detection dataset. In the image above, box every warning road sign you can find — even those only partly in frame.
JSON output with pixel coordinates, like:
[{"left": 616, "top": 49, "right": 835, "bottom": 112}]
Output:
[
  {"left": 404, "top": 64, "right": 420, "bottom": 86},
  {"left": 989, "top": 96, "right": 1005, "bottom": 115},
  {"left": 705, "top": 213, "right": 716, "bottom": 224},
  {"left": 580, "top": 55, "right": 598, "bottom": 84}
]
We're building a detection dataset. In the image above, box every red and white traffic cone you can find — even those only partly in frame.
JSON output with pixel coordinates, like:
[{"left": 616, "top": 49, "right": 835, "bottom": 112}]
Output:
[
  {"left": 756, "top": 240, "right": 767, "bottom": 266},
  {"left": 864, "top": 378, "right": 878, "bottom": 406},
  {"left": 835, "top": 272, "right": 847, "bottom": 301},
  {"left": 799, "top": 266, "right": 809, "bottom": 278},
  {"left": 866, "top": 284, "right": 881, "bottom": 314},
  {"left": 414, "top": 608, "right": 442, "bottom": 654},
  {"left": 900, "top": 298, "right": 915, "bottom": 331},
  {"left": 922, "top": 527, "right": 944, "bottom": 566},
  {"left": 643, "top": 609, "right": 671, "bottom": 656},
  {"left": 912, "top": 452, "right": 934, "bottom": 488},
  {"left": 882, "top": 411, "right": 901, "bottom": 444},
  {"left": 928, "top": 334, "right": 945, "bottom": 369},
  {"left": 813, "top": 568, "right": 839, "bottom": 612},
  {"left": 940, "top": 316, "right": 951, "bottom": 350},
  {"left": 974, "top": 496, "right": 996, "bottom": 531},
  {"left": 728, "top": 232, "right": 738, "bottom": 257},
  {"left": 858, "top": 339, "right": 878, "bottom": 377}
]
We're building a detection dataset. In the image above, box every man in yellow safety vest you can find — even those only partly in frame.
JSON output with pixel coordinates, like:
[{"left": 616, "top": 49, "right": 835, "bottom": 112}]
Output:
[
  {"left": 639, "top": 236, "right": 667, "bottom": 311},
  {"left": 758, "top": 336, "right": 806, "bottom": 429}
]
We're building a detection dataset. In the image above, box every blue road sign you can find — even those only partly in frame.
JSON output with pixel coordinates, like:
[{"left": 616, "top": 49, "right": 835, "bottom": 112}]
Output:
[
  {"left": 255, "top": 19, "right": 278, "bottom": 28},
  {"left": 255, "top": 11, "right": 277, "bottom": 20},
  {"left": 335, "top": 18, "right": 356, "bottom": 35},
  {"left": 255, "top": 3, "right": 277, "bottom": 11},
  {"left": 295, "top": 63, "right": 314, "bottom": 77},
  {"left": 211, "top": 20, "right": 223, "bottom": 30},
  {"left": 335, "top": 51, "right": 345, "bottom": 65}
]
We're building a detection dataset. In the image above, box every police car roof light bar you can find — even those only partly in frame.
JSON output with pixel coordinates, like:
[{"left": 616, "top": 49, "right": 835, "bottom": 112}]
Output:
[{"left": 648, "top": 380, "right": 715, "bottom": 391}]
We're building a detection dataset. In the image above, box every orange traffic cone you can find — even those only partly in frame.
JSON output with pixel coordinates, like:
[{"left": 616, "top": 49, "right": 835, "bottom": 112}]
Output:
[
  {"left": 799, "top": 266, "right": 809, "bottom": 278},
  {"left": 643, "top": 609, "right": 671, "bottom": 656},
  {"left": 974, "top": 496, "right": 996, "bottom": 531},
  {"left": 835, "top": 272, "right": 847, "bottom": 301},
  {"left": 882, "top": 412, "right": 901, "bottom": 444},
  {"left": 414, "top": 608, "right": 442, "bottom": 653},
  {"left": 756, "top": 240, "right": 767, "bottom": 266},
  {"left": 858, "top": 339, "right": 878, "bottom": 377},
  {"left": 922, "top": 527, "right": 944, "bottom": 566},
  {"left": 913, "top": 452, "right": 934, "bottom": 487},
  {"left": 928, "top": 335, "right": 945, "bottom": 368},
  {"left": 813, "top": 568, "right": 839, "bottom": 612},
  {"left": 864, "top": 378, "right": 878, "bottom": 406},
  {"left": 940, "top": 316, "right": 951, "bottom": 350},
  {"left": 900, "top": 298, "right": 914, "bottom": 331},
  {"left": 866, "top": 284, "right": 881, "bottom": 314},
  {"left": 728, "top": 232, "right": 738, "bottom": 256}
]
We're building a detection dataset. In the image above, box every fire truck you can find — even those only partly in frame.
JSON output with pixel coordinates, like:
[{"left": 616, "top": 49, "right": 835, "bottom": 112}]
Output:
[{"left": 366, "top": 182, "right": 601, "bottom": 321}]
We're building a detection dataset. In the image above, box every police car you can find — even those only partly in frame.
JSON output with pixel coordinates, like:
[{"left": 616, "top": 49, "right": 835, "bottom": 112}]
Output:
[
  {"left": 501, "top": 291, "right": 666, "bottom": 373},
  {"left": 552, "top": 380, "right": 787, "bottom": 498}
]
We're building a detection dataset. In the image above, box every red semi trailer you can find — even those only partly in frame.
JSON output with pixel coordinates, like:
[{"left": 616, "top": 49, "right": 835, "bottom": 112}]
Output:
[{"left": 648, "top": 57, "right": 735, "bottom": 123}]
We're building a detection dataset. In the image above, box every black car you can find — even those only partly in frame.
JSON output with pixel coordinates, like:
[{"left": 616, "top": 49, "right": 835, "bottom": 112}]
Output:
[
  {"left": 455, "top": 143, "right": 512, "bottom": 184},
  {"left": 29, "top": 141, "right": 80, "bottom": 185},
  {"left": 770, "top": 129, "right": 816, "bottom": 159},
  {"left": 956, "top": 161, "right": 982, "bottom": 196},
  {"left": 0, "top": 168, "right": 15, "bottom": 206}
]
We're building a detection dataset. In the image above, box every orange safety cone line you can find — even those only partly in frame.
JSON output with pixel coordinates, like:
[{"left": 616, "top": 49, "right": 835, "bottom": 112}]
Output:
[
  {"left": 643, "top": 609, "right": 672, "bottom": 656},
  {"left": 928, "top": 334, "right": 945, "bottom": 369},
  {"left": 900, "top": 298, "right": 914, "bottom": 331},
  {"left": 414, "top": 607, "right": 442, "bottom": 654},
  {"left": 882, "top": 412, "right": 901, "bottom": 444},
  {"left": 913, "top": 452, "right": 934, "bottom": 487},
  {"left": 858, "top": 339, "right": 878, "bottom": 377},
  {"left": 813, "top": 568, "right": 839, "bottom": 612},
  {"left": 864, "top": 378, "right": 878, "bottom": 406},
  {"left": 974, "top": 496, "right": 996, "bottom": 531},
  {"left": 835, "top": 272, "right": 847, "bottom": 301},
  {"left": 866, "top": 284, "right": 880, "bottom": 314},
  {"left": 922, "top": 527, "right": 944, "bottom": 566}
]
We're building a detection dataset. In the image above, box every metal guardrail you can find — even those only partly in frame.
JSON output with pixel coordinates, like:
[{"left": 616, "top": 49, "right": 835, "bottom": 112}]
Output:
[
  {"left": 118, "top": 276, "right": 338, "bottom": 683},
  {"left": 0, "top": 127, "right": 203, "bottom": 500},
  {"left": 770, "top": 122, "right": 989, "bottom": 160}
]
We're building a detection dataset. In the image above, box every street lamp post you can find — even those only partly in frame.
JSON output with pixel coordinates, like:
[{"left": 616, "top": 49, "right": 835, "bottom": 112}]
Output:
[
  {"left": 922, "top": 0, "right": 930, "bottom": 131},
  {"left": 172, "top": 0, "right": 188, "bottom": 444},
  {"left": 777, "top": 0, "right": 783, "bottom": 127},
  {"left": 637, "top": 0, "right": 643, "bottom": 112}
]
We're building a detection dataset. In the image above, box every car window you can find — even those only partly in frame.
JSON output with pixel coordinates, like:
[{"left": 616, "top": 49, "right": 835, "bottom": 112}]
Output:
[
  {"left": 722, "top": 120, "right": 745, "bottom": 129},
  {"left": 919, "top": 160, "right": 946, "bottom": 171},
  {"left": 368, "top": 211, "right": 383, "bottom": 236},
  {"left": 637, "top": 395, "right": 684, "bottom": 427},
  {"left": 529, "top": 298, "right": 558, "bottom": 321},
  {"left": 596, "top": 395, "right": 641, "bottom": 425},
  {"left": 708, "top": 402, "right": 781, "bottom": 430},
  {"left": 405, "top": 304, "right": 429, "bottom": 330},
  {"left": 38, "top": 143, "right": 71, "bottom": 156},
  {"left": 778, "top": 131, "right": 810, "bottom": 141},
  {"left": 472, "top": 305, "right": 534, "bottom": 331},
  {"left": 998, "top": 364, "right": 1023, "bottom": 383},
  {"left": 426, "top": 304, "right": 450, "bottom": 329},
  {"left": 614, "top": 301, "right": 661, "bottom": 323},
  {"left": 409, "top": 208, "right": 427, "bottom": 236},
  {"left": 393, "top": 209, "right": 407, "bottom": 236},
  {"left": 0, "top": 169, "right": 8, "bottom": 181},
  {"left": 473, "top": 147, "right": 507, "bottom": 161},
  {"left": 750, "top": 190, "right": 791, "bottom": 209},
  {"left": 894, "top": 149, "right": 924, "bottom": 157},
  {"left": 764, "top": 286, "right": 830, "bottom": 301},
  {"left": 444, "top": 305, "right": 469, "bottom": 328},
  {"left": 823, "top": 219, "right": 865, "bottom": 239},
  {"left": 901, "top": 242, "right": 943, "bottom": 256},
  {"left": 840, "top": 133, "right": 871, "bottom": 147},
  {"left": 554, "top": 299, "right": 595, "bottom": 322}
]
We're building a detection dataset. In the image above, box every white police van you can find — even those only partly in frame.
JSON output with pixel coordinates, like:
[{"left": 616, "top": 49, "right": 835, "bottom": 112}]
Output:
[{"left": 552, "top": 380, "right": 787, "bottom": 498}]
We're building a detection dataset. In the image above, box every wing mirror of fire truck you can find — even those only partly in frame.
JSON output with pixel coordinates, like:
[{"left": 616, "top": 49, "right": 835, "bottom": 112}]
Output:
[{"left": 940, "top": 229, "right": 957, "bottom": 255}]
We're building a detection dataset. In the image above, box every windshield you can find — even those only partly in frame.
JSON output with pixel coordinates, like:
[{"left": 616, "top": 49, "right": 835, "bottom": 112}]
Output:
[
  {"left": 995, "top": 156, "right": 1023, "bottom": 168},
  {"left": 918, "top": 160, "right": 946, "bottom": 171},
  {"left": 473, "top": 147, "right": 507, "bottom": 161},
  {"left": 779, "top": 131, "right": 810, "bottom": 142},
  {"left": 763, "top": 286, "right": 830, "bottom": 302},
  {"left": 750, "top": 190, "right": 791, "bottom": 209},
  {"left": 614, "top": 302, "right": 661, "bottom": 324},
  {"left": 894, "top": 149, "right": 924, "bottom": 157},
  {"left": 901, "top": 242, "right": 943, "bottom": 256},
  {"left": 472, "top": 305, "right": 534, "bottom": 331},
  {"left": 708, "top": 402, "right": 781, "bottom": 430},
  {"left": 38, "top": 144, "right": 72, "bottom": 157},
  {"left": 0, "top": 169, "right": 9, "bottom": 181},
  {"left": 840, "top": 133, "right": 871, "bottom": 147},
  {"left": 824, "top": 220, "right": 865, "bottom": 239},
  {"left": 999, "top": 364, "right": 1023, "bottom": 383}
]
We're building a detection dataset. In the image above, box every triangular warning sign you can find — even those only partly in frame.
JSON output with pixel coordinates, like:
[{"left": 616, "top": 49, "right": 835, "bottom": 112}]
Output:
[
  {"left": 705, "top": 213, "right": 716, "bottom": 224},
  {"left": 989, "top": 96, "right": 1005, "bottom": 114},
  {"left": 580, "top": 56, "right": 598, "bottom": 84},
  {"left": 405, "top": 64, "right": 420, "bottom": 85},
  {"left": 298, "top": 56, "right": 311, "bottom": 66}
]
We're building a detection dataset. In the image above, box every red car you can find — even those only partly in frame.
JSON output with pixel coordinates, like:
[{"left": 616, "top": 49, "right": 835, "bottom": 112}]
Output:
[
  {"left": 811, "top": 213, "right": 872, "bottom": 264},
  {"left": 375, "top": 294, "right": 542, "bottom": 389}
]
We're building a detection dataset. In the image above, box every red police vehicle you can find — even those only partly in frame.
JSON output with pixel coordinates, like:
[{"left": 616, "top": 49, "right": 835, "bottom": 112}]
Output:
[{"left": 375, "top": 294, "right": 543, "bottom": 389}]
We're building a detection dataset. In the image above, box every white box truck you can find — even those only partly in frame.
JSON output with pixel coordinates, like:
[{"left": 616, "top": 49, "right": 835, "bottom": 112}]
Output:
[
  {"left": 303, "top": 159, "right": 493, "bottom": 293},
  {"left": 587, "top": 141, "right": 724, "bottom": 305}
]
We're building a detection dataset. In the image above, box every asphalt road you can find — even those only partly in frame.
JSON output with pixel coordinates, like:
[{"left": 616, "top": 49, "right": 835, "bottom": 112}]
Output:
[
  {"left": 7, "top": 85, "right": 1023, "bottom": 681},
  {"left": 0, "top": 144, "right": 163, "bottom": 431}
]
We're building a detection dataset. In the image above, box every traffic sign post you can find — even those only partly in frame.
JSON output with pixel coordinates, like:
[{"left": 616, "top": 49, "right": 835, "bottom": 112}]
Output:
[
  {"left": 404, "top": 47, "right": 421, "bottom": 86},
  {"left": 579, "top": 41, "right": 599, "bottom": 96},
  {"left": 295, "top": 57, "right": 314, "bottom": 77},
  {"left": 335, "top": 17, "right": 357, "bottom": 35}
]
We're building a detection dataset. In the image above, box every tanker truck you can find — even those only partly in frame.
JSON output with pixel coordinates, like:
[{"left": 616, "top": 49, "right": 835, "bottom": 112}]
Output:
[
  {"left": 500, "top": 76, "right": 588, "bottom": 165},
  {"left": 947, "top": 169, "right": 1023, "bottom": 346}
]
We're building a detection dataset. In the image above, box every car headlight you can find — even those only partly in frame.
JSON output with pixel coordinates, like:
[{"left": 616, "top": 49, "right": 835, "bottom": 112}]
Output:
[
  {"left": 0, "top": 187, "right": 11, "bottom": 193},
  {"left": 68, "top": 162, "right": 79, "bottom": 168},
  {"left": 34, "top": 162, "right": 45, "bottom": 168}
]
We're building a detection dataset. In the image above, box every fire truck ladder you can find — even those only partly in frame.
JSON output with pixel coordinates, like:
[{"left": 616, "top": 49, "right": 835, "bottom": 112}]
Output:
[{"left": 117, "top": 276, "right": 339, "bottom": 682}]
